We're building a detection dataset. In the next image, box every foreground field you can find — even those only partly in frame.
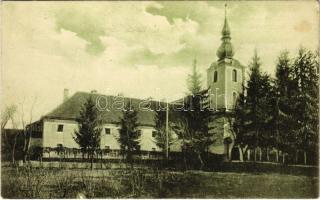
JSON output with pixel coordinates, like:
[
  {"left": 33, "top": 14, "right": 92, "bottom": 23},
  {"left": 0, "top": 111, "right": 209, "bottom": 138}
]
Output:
[{"left": 1, "top": 166, "right": 318, "bottom": 198}]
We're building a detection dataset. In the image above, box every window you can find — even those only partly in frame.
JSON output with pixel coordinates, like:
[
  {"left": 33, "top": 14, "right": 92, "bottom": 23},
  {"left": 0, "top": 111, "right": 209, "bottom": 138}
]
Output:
[
  {"left": 57, "top": 124, "right": 64, "bottom": 132},
  {"left": 152, "top": 131, "right": 157, "bottom": 137},
  {"left": 232, "top": 69, "right": 237, "bottom": 82},
  {"left": 105, "top": 128, "right": 111, "bottom": 135},
  {"left": 214, "top": 71, "right": 218, "bottom": 82}
]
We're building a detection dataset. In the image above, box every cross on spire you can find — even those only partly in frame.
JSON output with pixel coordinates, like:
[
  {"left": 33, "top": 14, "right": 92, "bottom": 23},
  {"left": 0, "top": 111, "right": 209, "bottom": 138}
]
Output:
[{"left": 225, "top": 3, "right": 227, "bottom": 19}]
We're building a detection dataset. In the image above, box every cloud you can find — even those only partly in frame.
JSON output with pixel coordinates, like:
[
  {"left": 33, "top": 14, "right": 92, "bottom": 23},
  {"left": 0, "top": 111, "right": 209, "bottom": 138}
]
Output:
[
  {"left": 54, "top": 5, "right": 107, "bottom": 55},
  {"left": 2, "top": 1, "right": 319, "bottom": 125}
]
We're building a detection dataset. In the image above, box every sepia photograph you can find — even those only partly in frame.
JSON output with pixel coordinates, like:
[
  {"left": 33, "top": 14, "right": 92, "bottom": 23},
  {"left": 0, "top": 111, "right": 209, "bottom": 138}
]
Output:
[{"left": 1, "top": 1, "right": 319, "bottom": 198}]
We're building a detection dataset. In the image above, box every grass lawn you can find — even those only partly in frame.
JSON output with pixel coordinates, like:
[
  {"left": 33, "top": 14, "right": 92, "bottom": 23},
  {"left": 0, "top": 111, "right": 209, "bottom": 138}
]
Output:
[
  {"left": 1, "top": 166, "right": 318, "bottom": 198},
  {"left": 180, "top": 171, "right": 318, "bottom": 198}
]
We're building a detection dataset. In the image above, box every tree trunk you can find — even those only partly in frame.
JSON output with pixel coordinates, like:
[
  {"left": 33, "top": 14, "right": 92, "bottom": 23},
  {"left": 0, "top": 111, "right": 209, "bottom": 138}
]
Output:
[
  {"left": 266, "top": 148, "right": 269, "bottom": 162},
  {"left": 254, "top": 148, "right": 257, "bottom": 162},
  {"left": 26, "top": 134, "right": 31, "bottom": 162},
  {"left": 295, "top": 150, "right": 298, "bottom": 164},
  {"left": 259, "top": 148, "right": 262, "bottom": 161},
  {"left": 183, "top": 149, "right": 187, "bottom": 171},
  {"left": 224, "top": 143, "right": 230, "bottom": 161},
  {"left": 197, "top": 153, "right": 204, "bottom": 170},
  {"left": 239, "top": 147, "right": 244, "bottom": 162},
  {"left": 304, "top": 151, "right": 307, "bottom": 165},
  {"left": 127, "top": 152, "right": 133, "bottom": 169},
  {"left": 11, "top": 133, "right": 18, "bottom": 166},
  {"left": 22, "top": 134, "right": 27, "bottom": 163},
  {"left": 282, "top": 152, "right": 285, "bottom": 164},
  {"left": 276, "top": 149, "right": 279, "bottom": 163},
  {"left": 247, "top": 149, "right": 251, "bottom": 161},
  {"left": 22, "top": 131, "right": 32, "bottom": 165}
]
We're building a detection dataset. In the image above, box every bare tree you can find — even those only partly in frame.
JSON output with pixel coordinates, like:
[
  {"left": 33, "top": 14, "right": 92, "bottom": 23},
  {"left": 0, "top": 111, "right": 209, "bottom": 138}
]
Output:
[
  {"left": 19, "top": 96, "right": 37, "bottom": 164},
  {"left": 1, "top": 105, "right": 17, "bottom": 163},
  {"left": 1, "top": 105, "right": 17, "bottom": 130},
  {"left": 10, "top": 113, "right": 19, "bottom": 165}
]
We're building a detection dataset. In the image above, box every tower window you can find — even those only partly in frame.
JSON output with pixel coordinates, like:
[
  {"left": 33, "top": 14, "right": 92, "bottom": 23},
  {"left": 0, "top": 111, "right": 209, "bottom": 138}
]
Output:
[
  {"left": 232, "top": 69, "right": 237, "bottom": 82},
  {"left": 105, "top": 128, "right": 111, "bottom": 135},
  {"left": 214, "top": 71, "right": 218, "bottom": 82},
  {"left": 57, "top": 124, "right": 64, "bottom": 132}
]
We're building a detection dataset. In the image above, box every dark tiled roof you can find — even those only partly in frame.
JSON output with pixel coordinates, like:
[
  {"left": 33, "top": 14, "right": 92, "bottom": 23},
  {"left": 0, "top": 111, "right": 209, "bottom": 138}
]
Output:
[{"left": 44, "top": 92, "right": 168, "bottom": 126}]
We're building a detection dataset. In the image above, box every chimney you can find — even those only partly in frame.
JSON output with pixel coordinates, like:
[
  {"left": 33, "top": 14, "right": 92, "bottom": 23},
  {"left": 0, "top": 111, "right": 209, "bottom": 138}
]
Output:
[{"left": 63, "top": 88, "right": 69, "bottom": 102}]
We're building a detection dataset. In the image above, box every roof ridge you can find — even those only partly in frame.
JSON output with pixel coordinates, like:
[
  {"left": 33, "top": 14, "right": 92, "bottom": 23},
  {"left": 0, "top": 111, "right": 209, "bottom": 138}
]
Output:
[
  {"left": 75, "top": 91, "right": 168, "bottom": 104},
  {"left": 41, "top": 90, "right": 170, "bottom": 126}
]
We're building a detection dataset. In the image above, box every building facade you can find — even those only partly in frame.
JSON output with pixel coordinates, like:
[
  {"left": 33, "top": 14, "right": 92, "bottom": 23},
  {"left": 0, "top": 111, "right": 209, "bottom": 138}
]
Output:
[{"left": 28, "top": 92, "right": 182, "bottom": 159}]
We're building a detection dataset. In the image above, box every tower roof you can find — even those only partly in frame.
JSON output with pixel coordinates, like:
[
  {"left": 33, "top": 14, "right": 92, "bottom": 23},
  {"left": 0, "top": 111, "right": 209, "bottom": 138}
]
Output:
[{"left": 216, "top": 4, "right": 234, "bottom": 61}]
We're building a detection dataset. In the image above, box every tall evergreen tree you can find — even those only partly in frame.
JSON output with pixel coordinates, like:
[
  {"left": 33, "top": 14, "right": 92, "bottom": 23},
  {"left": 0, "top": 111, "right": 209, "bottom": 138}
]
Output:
[
  {"left": 74, "top": 97, "right": 102, "bottom": 169},
  {"left": 187, "top": 59, "right": 202, "bottom": 94},
  {"left": 231, "top": 85, "right": 251, "bottom": 160},
  {"left": 173, "top": 59, "right": 214, "bottom": 169},
  {"left": 118, "top": 103, "right": 141, "bottom": 168},
  {"left": 257, "top": 74, "right": 274, "bottom": 160},
  {"left": 243, "top": 50, "right": 273, "bottom": 161},
  {"left": 245, "top": 50, "right": 263, "bottom": 160},
  {"left": 273, "top": 51, "right": 296, "bottom": 162},
  {"left": 153, "top": 109, "right": 174, "bottom": 158},
  {"left": 291, "top": 48, "right": 319, "bottom": 164}
]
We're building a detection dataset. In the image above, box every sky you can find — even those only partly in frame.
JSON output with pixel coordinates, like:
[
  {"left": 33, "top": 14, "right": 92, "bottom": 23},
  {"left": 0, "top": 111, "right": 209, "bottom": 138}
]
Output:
[{"left": 2, "top": 1, "right": 319, "bottom": 126}]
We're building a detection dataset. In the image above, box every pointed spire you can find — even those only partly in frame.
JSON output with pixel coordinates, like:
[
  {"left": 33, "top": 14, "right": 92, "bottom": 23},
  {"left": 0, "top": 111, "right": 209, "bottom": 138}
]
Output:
[
  {"left": 222, "top": 3, "right": 230, "bottom": 38},
  {"left": 217, "top": 3, "right": 234, "bottom": 61}
]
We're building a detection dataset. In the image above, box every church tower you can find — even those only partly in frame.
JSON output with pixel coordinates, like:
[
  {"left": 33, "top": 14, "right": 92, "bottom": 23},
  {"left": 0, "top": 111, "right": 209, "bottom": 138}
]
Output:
[
  {"left": 207, "top": 5, "right": 246, "bottom": 161},
  {"left": 207, "top": 4, "right": 245, "bottom": 110}
]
